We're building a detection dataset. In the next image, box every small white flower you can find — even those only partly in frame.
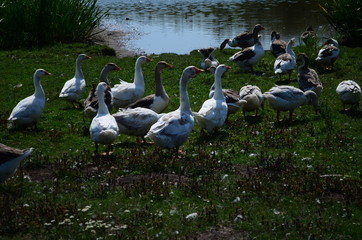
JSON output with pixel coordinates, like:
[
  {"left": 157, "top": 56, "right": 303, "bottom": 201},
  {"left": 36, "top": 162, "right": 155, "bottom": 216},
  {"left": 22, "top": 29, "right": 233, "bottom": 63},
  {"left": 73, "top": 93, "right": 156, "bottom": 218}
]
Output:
[
  {"left": 232, "top": 196, "right": 241, "bottom": 203},
  {"left": 273, "top": 209, "right": 280, "bottom": 215},
  {"left": 249, "top": 153, "right": 257, "bottom": 158},
  {"left": 185, "top": 212, "right": 198, "bottom": 220}
]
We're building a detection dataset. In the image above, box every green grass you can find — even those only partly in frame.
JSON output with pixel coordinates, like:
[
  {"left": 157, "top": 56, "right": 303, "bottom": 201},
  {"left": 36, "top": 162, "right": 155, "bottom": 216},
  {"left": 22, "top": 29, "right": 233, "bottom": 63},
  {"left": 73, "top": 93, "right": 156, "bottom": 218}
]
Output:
[{"left": 0, "top": 43, "right": 361, "bottom": 239}]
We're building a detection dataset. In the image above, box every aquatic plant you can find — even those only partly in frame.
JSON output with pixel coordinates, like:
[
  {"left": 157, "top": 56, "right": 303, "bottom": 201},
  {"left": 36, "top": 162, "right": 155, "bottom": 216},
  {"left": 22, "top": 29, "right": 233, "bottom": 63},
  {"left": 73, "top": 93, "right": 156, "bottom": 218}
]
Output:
[
  {"left": 0, "top": 0, "right": 106, "bottom": 49},
  {"left": 317, "top": 0, "right": 362, "bottom": 47}
]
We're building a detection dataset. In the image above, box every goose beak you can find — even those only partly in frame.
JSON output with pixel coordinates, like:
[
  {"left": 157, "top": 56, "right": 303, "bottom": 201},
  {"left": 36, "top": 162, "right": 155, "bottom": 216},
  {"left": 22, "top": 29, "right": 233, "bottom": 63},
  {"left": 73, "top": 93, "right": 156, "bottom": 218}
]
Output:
[
  {"left": 115, "top": 66, "right": 121, "bottom": 71},
  {"left": 166, "top": 63, "right": 173, "bottom": 68},
  {"left": 146, "top": 57, "right": 152, "bottom": 62},
  {"left": 86, "top": 55, "right": 92, "bottom": 60},
  {"left": 45, "top": 71, "right": 52, "bottom": 76},
  {"left": 194, "top": 67, "right": 204, "bottom": 74},
  {"left": 226, "top": 65, "right": 231, "bottom": 70}
]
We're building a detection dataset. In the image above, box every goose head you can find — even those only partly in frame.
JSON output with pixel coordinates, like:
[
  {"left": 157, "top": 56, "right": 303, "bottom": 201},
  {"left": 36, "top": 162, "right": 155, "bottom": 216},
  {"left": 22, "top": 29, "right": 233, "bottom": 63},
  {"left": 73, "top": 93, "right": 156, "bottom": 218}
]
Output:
[
  {"left": 253, "top": 24, "right": 265, "bottom": 34},
  {"left": 323, "top": 38, "right": 339, "bottom": 47},
  {"left": 183, "top": 66, "right": 204, "bottom": 79},
  {"left": 305, "top": 90, "right": 319, "bottom": 113},
  {"left": 104, "top": 63, "right": 121, "bottom": 72},
  {"left": 78, "top": 54, "right": 91, "bottom": 61},
  {"left": 297, "top": 53, "right": 309, "bottom": 68},
  {"left": 137, "top": 56, "right": 152, "bottom": 64},
  {"left": 156, "top": 61, "right": 173, "bottom": 71},
  {"left": 215, "top": 64, "right": 231, "bottom": 76},
  {"left": 35, "top": 69, "right": 52, "bottom": 78},
  {"left": 96, "top": 82, "right": 108, "bottom": 94},
  {"left": 270, "top": 31, "right": 280, "bottom": 41},
  {"left": 288, "top": 38, "right": 295, "bottom": 47}
]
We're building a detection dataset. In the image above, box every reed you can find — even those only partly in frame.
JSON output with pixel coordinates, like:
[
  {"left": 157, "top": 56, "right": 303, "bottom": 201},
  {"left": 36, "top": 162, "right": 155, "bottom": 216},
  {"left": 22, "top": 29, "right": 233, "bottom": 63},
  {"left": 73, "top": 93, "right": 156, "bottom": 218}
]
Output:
[
  {"left": 0, "top": 0, "right": 106, "bottom": 49},
  {"left": 317, "top": 0, "right": 362, "bottom": 46}
]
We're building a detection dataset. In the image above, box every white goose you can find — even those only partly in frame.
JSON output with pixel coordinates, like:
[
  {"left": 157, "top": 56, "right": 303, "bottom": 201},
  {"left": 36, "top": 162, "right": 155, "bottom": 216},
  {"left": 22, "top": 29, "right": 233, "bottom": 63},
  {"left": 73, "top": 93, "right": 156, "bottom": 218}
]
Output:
[
  {"left": 270, "top": 31, "right": 287, "bottom": 58},
  {"left": 220, "top": 24, "right": 265, "bottom": 50},
  {"left": 59, "top": 54, "right": 91, "bottom": 107},
  {"left": 125, "top": 61, "right": 173, "bottom": 113},
  {"left": 336, "top": 80, "right": 362, "bottom": 111},
  {"left": 274, "top": 38, "right": 296, "bottom": 81},
  {"left": 113, "top": 107, "right": 165, "bottom": 142},
  {"left": 89, "top": 82, "right": 119, "bottom": 155},
  {"left": 229, "top": 36, "right": 264, "bottom": 72},
  {"left": 297, "top": 53, "right": 323, "bottom": 97},
  {"left": 145, "top": 66, "right": 204, "bottom": 149},
  {"left": 8, "top": 69, "right": 51, "bottom": 129},
  {"left": 263, "top": 85, "right": 318, "bottom": 121},
  {"left": 198, "top": 47, "right": 219, "bottom": 70},
  {"left": 112, "top": 56, "right": 151, "bottom": 108},
  {"left": 193, "top": 65, "right": 229, "bottom": 134},
  {"left": 0, "top": 143, "right": 33, "bottom": 183},
  {"left": 84, "top": 63, "right": 120, "bottom": 119},
  {"left": 208, "top": 66, "right": 246, "bottom": 116},
  {"left": 315, "top": 38, "right": 339, "bottom": 70},
  {"left": 239, "top": 85, "right": 264, "bottom": 117}
]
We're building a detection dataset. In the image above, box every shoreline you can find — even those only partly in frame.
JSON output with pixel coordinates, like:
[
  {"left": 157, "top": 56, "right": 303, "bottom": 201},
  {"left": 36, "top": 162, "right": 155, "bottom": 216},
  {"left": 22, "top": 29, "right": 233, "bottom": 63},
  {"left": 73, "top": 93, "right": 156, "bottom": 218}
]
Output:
[{"left": 91, "top": 28, "right": 141, "bottom": 58}]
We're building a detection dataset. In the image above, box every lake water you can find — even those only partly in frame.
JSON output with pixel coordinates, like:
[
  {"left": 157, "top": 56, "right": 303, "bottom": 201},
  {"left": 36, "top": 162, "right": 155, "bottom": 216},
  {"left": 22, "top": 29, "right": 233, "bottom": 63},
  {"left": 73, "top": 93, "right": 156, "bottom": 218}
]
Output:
[{"left": 97, "top": 0, "right": 331, "bottom": 55}]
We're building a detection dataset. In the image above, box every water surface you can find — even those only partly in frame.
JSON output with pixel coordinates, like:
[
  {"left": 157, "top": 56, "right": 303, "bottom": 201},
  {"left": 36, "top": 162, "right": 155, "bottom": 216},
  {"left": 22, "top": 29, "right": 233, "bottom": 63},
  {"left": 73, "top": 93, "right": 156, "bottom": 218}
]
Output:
[{"left": 97, "top": 0, "right": 331, "bottom": 54}]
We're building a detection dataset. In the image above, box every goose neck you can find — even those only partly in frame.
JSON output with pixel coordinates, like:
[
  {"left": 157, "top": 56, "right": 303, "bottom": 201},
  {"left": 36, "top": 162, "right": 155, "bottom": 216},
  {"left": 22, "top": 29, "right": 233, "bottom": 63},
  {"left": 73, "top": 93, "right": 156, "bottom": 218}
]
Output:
[
  {"left": 75, "top": 57, "right": 84, "bottom": 79},
  {"left": 33, "top": 74, "right": 45, "bottom": 98},
  {"left": 212, "top": 71, "right": 224, "bottom": 100},
  {"left": 96, "top": 88, "right": 109, "bottom": 115},
  {"left": 100, "top": 68, "right": 110, "bottom": 84},
  {"left": 299, "top": 56, "right": 309, "bottom": 70},
  {"left": 134, "top": 61, "right": 145, "bottom": 87},
  {"left": 179, "top": 74, "right": 191, "bottom": 112},
  {"left": 155, "top": 68, "right": 166, "bottom": 97}
]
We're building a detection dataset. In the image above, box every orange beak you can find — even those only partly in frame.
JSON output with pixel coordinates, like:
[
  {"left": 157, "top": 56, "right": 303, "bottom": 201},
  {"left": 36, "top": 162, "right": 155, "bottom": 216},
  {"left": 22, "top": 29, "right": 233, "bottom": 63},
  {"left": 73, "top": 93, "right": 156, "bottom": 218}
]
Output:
[
  {"left": 194, "top": 67, "right": 204, "bottom": 73},
  {"left": 45, "top": 71, "right": 52, "bottom": 76},
  {"left": 146, "top": 57, "right": 152, "bottom": 62}
]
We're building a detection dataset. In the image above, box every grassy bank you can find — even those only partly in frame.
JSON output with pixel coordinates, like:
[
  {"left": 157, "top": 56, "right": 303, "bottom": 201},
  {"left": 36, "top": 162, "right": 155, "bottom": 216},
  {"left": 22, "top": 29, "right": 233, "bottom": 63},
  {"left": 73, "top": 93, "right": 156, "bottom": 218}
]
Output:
[{"left": 0, "top": 43, "right": 361, "bottom": 239}]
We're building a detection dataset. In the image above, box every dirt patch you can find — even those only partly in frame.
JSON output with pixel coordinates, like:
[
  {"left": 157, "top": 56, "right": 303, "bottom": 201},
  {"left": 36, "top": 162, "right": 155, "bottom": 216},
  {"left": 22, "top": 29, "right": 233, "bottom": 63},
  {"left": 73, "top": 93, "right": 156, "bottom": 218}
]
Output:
[
  {"left": 91, "top": 28, "right": 140, "bottom": 58},
  {"left": 189, "top": 226, "right": 249, "bottom": 240},
  {"left": 109, "top": 173, "right": 190, "bottom": 187}
]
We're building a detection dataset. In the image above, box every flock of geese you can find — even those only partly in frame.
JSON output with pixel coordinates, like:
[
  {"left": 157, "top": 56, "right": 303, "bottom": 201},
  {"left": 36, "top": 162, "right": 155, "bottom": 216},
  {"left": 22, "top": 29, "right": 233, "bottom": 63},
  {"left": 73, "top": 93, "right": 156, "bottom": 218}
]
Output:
[{"left": 1, "top": 24, "right": 361, "bottom": 183}]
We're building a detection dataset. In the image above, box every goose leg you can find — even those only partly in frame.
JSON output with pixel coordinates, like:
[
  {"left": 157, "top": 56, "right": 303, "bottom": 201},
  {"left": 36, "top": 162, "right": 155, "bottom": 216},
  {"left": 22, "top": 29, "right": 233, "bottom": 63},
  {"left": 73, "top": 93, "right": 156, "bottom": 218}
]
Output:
[
  {"left": 94, "top": 143, "right": 99, "bottom": 155},
  {"left": 289, "top": 110, "right": 293, "bottom": 121}
]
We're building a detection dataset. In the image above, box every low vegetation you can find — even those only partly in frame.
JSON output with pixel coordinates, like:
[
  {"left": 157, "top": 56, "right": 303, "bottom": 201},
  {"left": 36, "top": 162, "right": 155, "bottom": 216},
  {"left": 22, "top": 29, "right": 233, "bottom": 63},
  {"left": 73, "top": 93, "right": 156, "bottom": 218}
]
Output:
[
  {"left": 317, "top": 0, "right": 362, "bottom": 47},
  {"left": 0, "top": 0, "right": 105, "bottom": 49},
  {"left": 0, "top": 43, "right": 361, "bottom": 239}
]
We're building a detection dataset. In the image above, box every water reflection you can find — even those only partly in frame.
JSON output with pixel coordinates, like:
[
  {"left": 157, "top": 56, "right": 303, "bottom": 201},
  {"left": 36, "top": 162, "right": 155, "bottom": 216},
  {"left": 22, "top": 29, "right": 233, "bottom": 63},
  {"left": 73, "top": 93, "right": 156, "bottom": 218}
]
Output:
[{"left": 97, "top": 0, "right": 331, "bottom": 54}]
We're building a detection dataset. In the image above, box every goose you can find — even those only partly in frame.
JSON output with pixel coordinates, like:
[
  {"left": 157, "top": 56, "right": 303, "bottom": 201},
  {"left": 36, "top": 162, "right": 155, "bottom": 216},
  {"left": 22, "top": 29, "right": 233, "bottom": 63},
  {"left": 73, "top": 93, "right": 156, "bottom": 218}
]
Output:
[
  {"left": 0, "top": 143, "right": 33, "bottom": 183},
  {"left": 270, "top": 31, "right": 287, "bottom": 58},
  {"left": 315, "top": 38, "right": 339, "bottom": 70},
  {"left": 239, "top": 85, "right": 264, "bottom": 117},
  {"left": 198, "top": 47, "right": 219, "bottom": 70},
  {"left": 208, "top": 66, "right": 246, "bottom": 116},
  {"left": 112, "top": 107, "right": 165, "bottom": 142},
  {"left": 336, "top": 80, "right": 362, "bottom": 111},
  {"left": 273, "top": 38, "right": 296, "bottom": 81},
  {"left": 59, "top": 54, "right": 91, "bottom": 107},
  {"left": 125, "top": 61, "right": 173, "bottom": 113},
  {"left": 89, "top": 82, "right": 119, "bottom": 155},
  {"left": 301, "top": 26, "right": 316, "bottom": 45},
  {"left": 112, "top": 56, "right": 151, "bottom": 109},
  {"left": 84, "top": 63, "right": 120, "bottom": 119},
  {"left": 297, "top": 53, "right": 323, "bottom": 97},
  {"left": 145, "top": 66, "right": 204, "bottom": 149},
  {"left": 229, "top": 36, "right": 264, "bottom": 72},
  {"left": 8, "top": 69, "right": 51, "bottom": 129},
  {"left": 193, "top": 65, "right": 229, "bottom": 134},
  {"left": 263, "top": 85, "right": 318, "bottom": 121},
  {"left": 220, "top": 24, "right": 265, "bottom": 50}
]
